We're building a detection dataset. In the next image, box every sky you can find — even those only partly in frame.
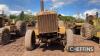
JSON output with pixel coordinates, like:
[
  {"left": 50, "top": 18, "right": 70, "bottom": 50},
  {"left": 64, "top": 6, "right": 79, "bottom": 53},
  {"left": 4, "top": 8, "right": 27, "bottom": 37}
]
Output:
[{"left": 0, "top": 0, "right": 100, "bottom": 18}]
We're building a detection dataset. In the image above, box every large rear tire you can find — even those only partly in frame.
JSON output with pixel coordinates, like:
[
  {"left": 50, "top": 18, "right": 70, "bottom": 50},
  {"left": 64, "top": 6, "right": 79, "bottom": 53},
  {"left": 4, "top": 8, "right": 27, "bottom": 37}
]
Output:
[
  {"left": 16, "top": 21, "right": 26, "bottom": 37},
  {"left": 25, "top": 29, "right": 36, "bottom": 51},
  {"left": 64, "top": 29, "right": 73, "bottom": 51},
  {"left": 0, "top": 28, "right": 10, "bottom": 45}
]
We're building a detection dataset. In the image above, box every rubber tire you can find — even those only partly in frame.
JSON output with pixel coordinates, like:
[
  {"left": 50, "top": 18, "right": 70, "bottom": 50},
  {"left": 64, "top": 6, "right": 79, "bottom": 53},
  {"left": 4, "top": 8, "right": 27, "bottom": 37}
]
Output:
[
  {"left": 64, "top": 29, "right": 73, "bottom": 51},
  {"left": 0, "top": 28, "right": 10, "bottom": 45},
  {"left": 81, "top": 23, "right": 93, "bottom": 39},
  {"left": 16, "top": 21, "right": 26, "bottom": 37},
  {"left": 25, "top": 29, "right": 36, "bottom": 51}
]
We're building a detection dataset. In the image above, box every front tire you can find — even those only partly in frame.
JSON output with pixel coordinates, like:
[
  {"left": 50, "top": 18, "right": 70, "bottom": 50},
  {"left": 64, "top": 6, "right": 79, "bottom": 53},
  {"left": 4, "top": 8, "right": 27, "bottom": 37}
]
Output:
[
  {"left": 64, "top": 29, "right": 73, "bottom": 51},
  {"left": 25, "top": 29, "right": 36, "bottom": 51},
  {"left": 0, "top": 28, "right": 10, "bottom": 45}
]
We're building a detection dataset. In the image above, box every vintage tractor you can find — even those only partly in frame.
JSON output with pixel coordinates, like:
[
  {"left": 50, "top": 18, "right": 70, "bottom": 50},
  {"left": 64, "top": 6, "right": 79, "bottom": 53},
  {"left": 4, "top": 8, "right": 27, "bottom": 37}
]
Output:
[
  {"left": 25, "top": 0, "right": 73, "bottom": 51},
  {"left": 0, "top": 14, "right": 27, "bottom": 45},
  {"left": 81, "top": 12, "right": 100, "bottom": 44}
]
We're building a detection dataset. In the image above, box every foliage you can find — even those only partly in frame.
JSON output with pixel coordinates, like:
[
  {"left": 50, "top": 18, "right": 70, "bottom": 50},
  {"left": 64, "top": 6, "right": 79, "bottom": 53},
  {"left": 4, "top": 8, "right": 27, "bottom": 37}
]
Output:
[
  {"left": 75, "top": 19, "right": 84, "bottom": 23},
  {"left": 9, "top": 11, "right": 35, "bottom": 22},
  {"left": 58, "top": 14, "right": 76, "bottom": 22},
  {"left": 18, "top": 11, "right": 25, "bottom": 20},
  {"left": 9, "top": 15, "right": 18, "bottom": 19}
]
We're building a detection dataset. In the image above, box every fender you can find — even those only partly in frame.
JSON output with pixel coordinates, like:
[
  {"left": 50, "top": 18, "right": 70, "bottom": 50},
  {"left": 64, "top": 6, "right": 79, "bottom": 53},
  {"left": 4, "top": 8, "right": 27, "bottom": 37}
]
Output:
[{"left": 59, "top": 26, "right": 66, "bottom": 34}]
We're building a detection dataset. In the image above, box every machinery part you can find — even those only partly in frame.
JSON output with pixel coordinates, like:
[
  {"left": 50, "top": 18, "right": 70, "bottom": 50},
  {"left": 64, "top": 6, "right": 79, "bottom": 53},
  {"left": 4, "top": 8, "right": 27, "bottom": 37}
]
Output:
[
  {"left": 58, "top": 21, "right": 66, "bottom": 34},
  {"left": 64, "top": 29, "right": 73, "bottom": 51},
  {"left": 99, "top": 38, "right": 100, "bottom": 44},
  {"left": 0, "top": 28, "right": 10, "bottom": 45},
  {"left": 40, "top": 0, "right": 44, "bottom": 12},
  {"left": 0, "top": 17, "right": 4, "bottom": 28},
  {"left": 81, "top": 23, "right": 93, "bottom": 39},
  {"left": 16, "top": 21, "right": 26, "bottom": 36},
  {"left": 27, "top": 21, "right": 36, "bottom": 27},
  {"left": 38, "top": 13, "right": 58, "bottom": 33},
  {"left": 25, "top": 29, "right": 36, "bottom": 51}
]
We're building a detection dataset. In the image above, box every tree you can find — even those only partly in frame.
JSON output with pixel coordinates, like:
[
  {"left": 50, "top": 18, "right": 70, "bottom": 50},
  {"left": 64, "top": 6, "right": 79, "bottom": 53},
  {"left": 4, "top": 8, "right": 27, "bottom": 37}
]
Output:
[
  {"left": 75, "top": 19, "right": 84, "bottom": 23},
  {"left": 23, "top": 14, "right": 36, "bottom": 22},
  {"left": 10, "top": 15, "right": 17, "bottom": 19},
  {"left": 58, "top": 14, "right": 75, "bottom": 22},
  {"left": 19, "top": 11, "right": 25, "bottom": 20}
]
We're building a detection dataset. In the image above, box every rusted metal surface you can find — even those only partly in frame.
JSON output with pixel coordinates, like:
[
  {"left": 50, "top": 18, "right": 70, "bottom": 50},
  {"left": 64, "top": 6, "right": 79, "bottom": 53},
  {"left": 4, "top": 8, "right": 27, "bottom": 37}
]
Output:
[{"left": 38, "top": 13, "right": 58, "bottom": 34}]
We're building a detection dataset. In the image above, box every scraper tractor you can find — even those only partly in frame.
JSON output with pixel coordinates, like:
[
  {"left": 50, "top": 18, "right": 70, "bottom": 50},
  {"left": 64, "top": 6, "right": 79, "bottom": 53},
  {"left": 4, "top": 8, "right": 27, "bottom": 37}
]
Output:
[{"left": 0, "top": 14, "right": 26, "bottom": 45}]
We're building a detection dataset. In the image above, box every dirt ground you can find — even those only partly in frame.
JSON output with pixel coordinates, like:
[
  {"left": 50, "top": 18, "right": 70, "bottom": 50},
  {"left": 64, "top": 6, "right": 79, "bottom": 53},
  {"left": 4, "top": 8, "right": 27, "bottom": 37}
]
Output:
[{"left": 0, "top": 35, "right": 100, "bottom": 56}]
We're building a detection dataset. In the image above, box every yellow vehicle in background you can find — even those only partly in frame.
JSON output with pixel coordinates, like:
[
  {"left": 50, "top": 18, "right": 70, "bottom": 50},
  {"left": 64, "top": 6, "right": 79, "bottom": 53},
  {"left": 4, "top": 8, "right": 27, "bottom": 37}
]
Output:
[
  {"left": 0, "top": 11, "right": 26, "bottom": 45},
  {"left": 81, "top": 12, "right": 100, "bottom": 44}
]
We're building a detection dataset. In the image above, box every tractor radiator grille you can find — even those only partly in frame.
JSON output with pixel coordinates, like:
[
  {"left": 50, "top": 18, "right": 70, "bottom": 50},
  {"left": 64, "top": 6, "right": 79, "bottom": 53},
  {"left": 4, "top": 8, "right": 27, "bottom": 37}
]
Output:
[{"left": 38, "top": 13, "right": 58, "bottom": 34}]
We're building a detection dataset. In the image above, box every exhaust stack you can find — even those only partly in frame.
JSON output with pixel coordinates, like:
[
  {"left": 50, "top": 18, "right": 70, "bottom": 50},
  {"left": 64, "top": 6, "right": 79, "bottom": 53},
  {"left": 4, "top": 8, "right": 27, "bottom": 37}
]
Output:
[
  {"left": 96, "top": 12, "right": 98, "bottom": 18},
  {"left": 40, "top": 0, "right": 44, "bottom": 12},
  {"left": 86, "top": 13, "right": 88, "bottom": 21}
]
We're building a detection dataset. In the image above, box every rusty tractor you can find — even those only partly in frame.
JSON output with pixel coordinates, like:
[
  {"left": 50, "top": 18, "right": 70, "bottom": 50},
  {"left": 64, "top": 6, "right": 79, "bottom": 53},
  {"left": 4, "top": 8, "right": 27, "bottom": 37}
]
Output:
[
  {"left": 0, "top": 14, "right": 27, "bottom": 45},
  {"left": 81, "top": 12, "right": 100, "bottom": 44},
  {"left": 25, "top": 0, "right": 73, "bottom": 51}
]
